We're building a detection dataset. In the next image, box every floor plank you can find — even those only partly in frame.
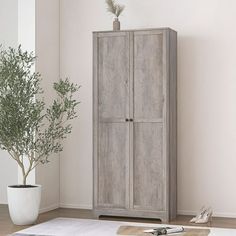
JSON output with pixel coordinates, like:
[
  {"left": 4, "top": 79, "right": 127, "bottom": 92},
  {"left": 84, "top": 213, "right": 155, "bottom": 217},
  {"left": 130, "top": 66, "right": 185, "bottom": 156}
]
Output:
[{"left": 1, "top": 204, "right": 236, "bottom": 235}]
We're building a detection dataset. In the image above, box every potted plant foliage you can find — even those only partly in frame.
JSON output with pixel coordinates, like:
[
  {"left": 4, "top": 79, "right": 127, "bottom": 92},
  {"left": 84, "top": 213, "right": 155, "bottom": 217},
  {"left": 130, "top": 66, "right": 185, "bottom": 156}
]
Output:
[{"left": 0, "top": 46, "right": 79, "bottom": 225}]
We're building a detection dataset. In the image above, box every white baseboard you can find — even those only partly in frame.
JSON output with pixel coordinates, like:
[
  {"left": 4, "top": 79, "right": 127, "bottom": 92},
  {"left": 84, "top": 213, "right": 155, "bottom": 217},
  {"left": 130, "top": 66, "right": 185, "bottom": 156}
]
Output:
[
  {"left": 0, "top": 201, "right": 7, "bottom": 204},
  {"left": 178, "top": 210, "right": 236, "bottom": 218},
  {"left": 39, "top": 203, "right": 60, "bottom": 213},
  {"left": 59, "top": 203, "right": 93, "bottom": 210}
]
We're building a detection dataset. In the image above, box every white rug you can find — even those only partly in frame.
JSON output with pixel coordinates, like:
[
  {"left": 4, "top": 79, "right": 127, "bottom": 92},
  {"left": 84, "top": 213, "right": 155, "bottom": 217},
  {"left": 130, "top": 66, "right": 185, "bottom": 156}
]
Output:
[{"left": 14, "top": 218, "right": 236, "bottom": 236}]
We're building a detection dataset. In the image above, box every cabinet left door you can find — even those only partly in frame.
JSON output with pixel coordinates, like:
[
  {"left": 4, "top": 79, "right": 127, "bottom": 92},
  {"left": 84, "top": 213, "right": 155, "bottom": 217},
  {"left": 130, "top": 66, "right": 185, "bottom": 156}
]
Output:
[{"left": 93, "top": 32, "right": 130, "bottom": 211}]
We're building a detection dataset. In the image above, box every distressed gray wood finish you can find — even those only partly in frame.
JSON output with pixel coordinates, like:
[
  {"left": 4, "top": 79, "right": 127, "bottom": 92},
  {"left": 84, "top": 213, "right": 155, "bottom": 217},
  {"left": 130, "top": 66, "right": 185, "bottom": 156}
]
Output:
[
  {"left": 98, "top": 123, "right": 129, "bottom": 209},
  {"left": 94, "top": 32, "right": 130, "bottom": 211},
  {"left": 98, "top": 33, "right": 129, "bottom": 120},
  {"left": 133, "top": 123, "right": 165, "bottom": 211},
  {"left": 133, "top": 32, "right": 164, "bottom": 120},
  {"left": 168, "top": 30, "right": 177, "bottom": 220},
  {"left": 132, "top": 31, "right": 166, "bottom": 213},
  {"left": 93, "top": 28, "right": 177, "bottom": 222}
]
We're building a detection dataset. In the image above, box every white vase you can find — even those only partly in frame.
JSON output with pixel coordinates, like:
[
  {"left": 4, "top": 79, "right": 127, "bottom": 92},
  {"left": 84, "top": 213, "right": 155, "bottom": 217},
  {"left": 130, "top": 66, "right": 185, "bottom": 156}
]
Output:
[{"left": 7, "top": 185, "right": 41, "bottom": 225}]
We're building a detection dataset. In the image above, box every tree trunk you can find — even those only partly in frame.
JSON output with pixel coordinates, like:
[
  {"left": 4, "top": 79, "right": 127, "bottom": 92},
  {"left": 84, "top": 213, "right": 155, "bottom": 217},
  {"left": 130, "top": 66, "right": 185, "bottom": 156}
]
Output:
[{"left": 23, "top": 175, "right": 27, "bottom": 185}]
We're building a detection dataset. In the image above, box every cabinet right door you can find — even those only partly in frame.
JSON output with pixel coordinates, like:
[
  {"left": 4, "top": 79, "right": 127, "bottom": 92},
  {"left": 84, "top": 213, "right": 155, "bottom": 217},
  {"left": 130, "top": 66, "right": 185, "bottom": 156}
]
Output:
[{"left": 132, "top": 30, "right": 167, "bottom": 212}]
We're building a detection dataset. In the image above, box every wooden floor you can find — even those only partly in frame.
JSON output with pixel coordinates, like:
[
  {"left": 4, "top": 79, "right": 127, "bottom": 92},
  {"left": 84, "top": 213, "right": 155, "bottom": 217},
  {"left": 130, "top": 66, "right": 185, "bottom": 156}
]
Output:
[{"left": 1, "top": 204, "right": 236, "bottom": 235}]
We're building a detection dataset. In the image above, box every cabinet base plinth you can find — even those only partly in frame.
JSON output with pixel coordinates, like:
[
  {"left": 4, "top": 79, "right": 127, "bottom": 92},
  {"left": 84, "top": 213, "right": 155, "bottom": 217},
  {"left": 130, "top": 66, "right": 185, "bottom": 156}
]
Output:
[{"left": 93, "top": 208, "right": 172, "bottom": 223}]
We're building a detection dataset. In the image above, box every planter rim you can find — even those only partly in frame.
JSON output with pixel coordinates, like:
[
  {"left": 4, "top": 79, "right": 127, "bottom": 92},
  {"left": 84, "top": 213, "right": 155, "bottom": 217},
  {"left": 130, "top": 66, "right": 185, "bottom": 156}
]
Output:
[{"left": 8, "top": 184, "right": 41, "bottom": 188}]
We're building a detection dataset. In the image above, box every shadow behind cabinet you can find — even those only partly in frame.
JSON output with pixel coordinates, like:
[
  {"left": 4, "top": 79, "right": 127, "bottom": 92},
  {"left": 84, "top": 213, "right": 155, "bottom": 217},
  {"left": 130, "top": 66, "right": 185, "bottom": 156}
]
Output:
[{"left": 93, "top": 28, "right": 177, "bottom": 222}]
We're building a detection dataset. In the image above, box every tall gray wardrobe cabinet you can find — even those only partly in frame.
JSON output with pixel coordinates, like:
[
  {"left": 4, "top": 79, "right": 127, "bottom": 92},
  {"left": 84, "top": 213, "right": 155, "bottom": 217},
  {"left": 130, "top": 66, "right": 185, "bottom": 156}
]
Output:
[{"left": 93, "top": 28, "right": 177, "bottom": 222}]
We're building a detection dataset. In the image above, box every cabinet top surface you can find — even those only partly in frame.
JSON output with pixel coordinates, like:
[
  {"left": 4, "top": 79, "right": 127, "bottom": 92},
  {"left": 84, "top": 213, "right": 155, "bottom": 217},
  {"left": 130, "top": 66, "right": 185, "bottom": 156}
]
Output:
[{"left": 93, "top": 27, "right": 177, "bottom": 34}]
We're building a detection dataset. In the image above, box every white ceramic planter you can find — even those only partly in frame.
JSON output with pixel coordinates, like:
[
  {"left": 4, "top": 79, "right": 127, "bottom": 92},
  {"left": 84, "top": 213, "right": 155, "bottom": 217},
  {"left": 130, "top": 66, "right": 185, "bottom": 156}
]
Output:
[{"left": 7, "top": 185, "right": 41, "bottom": 225}]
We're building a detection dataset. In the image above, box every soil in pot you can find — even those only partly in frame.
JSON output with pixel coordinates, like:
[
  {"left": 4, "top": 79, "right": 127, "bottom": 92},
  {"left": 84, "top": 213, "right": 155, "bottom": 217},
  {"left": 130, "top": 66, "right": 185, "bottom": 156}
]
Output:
[{"left": 8, "top": 185, "right": 38, "bottom": 188}]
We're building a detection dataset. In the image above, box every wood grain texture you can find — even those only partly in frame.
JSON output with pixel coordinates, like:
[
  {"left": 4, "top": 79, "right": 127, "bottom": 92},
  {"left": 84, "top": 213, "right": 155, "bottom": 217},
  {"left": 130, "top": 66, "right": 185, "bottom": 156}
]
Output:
[
  {"left": 97, "top": 123, "right": 129, "bottom": 209},
  {"left": 133, "top": 32, "right": 164, "bottom": 120},
  {"left": 133, "top": 123, "right": 165, "bottom": 211},
  {"left": 168, "top": 30, "right": 177, "bottom": 220},
  {"left": 98, "top": 33, "right": 129, "bottom": 120},
  {"left": 94, "top": 32, "right": 130, "bottom": 211},
  {"left": 3, "top": 205, "right": 235, "bottom": 235},
  {"left": 117, "top": 226, "right": 210, "bottom": 236},
  {"left": 93, "top": 32, "right": 99, "bottom": 210},
  {"left": 93, "top": 28, "right": 177, "bottom": 222}
]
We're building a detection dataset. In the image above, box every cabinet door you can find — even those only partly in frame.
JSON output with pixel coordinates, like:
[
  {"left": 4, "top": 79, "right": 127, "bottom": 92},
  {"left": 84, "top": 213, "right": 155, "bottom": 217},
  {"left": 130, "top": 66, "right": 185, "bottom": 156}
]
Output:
[
  {"left": 94, "top": 32, "right": 130, "bottom": 210},
  {"left": 133, "top": 31, "right": 164, "bottom": 121},
  {"left": 131, "top": 31, "right": 167, "bottom": 211},
  {"left": 97, "top": 123, "right": 129, "bottom": 209},
  {"left": 133, "top": 123, "right": 166, "bottom": 211},
  {"left": 97, "top": 33, "right": 130, "bottom": 121}
]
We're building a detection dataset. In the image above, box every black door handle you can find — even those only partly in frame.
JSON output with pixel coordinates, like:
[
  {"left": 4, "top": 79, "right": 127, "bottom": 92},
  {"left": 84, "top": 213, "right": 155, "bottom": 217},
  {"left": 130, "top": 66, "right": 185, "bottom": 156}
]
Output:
[
  {"left": 129, "top": 119, "right": 133, "bottom": 122},
  {"left": 125, "top": 118, "right": 129, "bottom": 122}
]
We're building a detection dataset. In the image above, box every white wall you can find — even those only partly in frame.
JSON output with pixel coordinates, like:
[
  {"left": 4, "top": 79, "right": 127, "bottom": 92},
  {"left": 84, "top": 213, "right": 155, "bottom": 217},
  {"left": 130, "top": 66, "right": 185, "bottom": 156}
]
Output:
[
  {"left": 18, "top": 0, "right": 35, "bottom": 53},
  {"left": 59, "top": 0, "right": 236, "bottom": 217},
  {"left": 18, "top": 0, "right": 60, "bottom": 212},
  {"left": 35, "top": 0, "right": 60, "bottom": 212},
  {"left": 0, "top": 0, "right": 18, "bottom": 204},
  {"left": 0, "top": 0, "right": 60, "bottom": 210},
  {"left": 18, "top": 0, "right": 36, "bottom": 185},
  {"left": 59, "top": 0, "right": 94, "bottom": 209},
  {"left": 0, "top": 0, "right": 18, "bottom": 46}
]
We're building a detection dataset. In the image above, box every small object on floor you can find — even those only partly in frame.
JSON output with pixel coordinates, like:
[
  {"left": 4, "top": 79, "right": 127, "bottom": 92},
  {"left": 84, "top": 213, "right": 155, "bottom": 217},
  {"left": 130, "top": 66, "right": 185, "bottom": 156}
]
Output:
[
  {"left": 190, "top": 206, "right": 207, "bottom": 223},
  {"left": 195, "top": 207, "right": 213, "bottom": 224},
  {"left": 144, "top": 226, "right": 184, "bottom": 235}
]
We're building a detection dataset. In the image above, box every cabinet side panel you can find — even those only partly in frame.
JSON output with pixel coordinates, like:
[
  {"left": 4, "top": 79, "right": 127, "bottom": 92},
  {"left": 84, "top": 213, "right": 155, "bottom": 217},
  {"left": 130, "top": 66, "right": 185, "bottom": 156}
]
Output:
[
  {"left": 169, "top": 30, "right": 177, "bottom": 220},
  {"left": 93, "top": 33, "right": 99, "bottom": 210}
]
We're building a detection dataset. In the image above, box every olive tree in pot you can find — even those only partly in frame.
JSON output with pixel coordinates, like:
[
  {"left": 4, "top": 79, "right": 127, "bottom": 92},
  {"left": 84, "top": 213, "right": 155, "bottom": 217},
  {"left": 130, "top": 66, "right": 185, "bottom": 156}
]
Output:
[{"left": 0, "top": 46, "right": 79, "bottom": 225}]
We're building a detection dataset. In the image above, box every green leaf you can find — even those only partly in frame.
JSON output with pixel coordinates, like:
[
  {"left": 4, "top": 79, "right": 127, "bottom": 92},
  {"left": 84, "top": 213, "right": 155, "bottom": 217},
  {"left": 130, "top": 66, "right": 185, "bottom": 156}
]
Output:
[
  {"left": 0, "top": 45, "right": 80, "bottom": 184},
  {"left": 105, "top": 0, "right": 125, "bottom": 17}
]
